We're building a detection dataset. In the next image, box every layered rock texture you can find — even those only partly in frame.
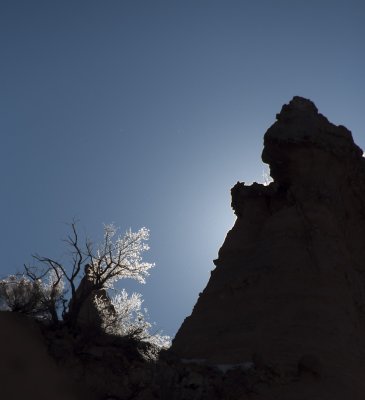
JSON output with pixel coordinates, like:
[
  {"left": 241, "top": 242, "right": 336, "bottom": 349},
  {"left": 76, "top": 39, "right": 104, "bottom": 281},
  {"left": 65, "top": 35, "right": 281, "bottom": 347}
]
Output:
[{"left": 171, "top": 96, "right": 365, "bottom": 398}]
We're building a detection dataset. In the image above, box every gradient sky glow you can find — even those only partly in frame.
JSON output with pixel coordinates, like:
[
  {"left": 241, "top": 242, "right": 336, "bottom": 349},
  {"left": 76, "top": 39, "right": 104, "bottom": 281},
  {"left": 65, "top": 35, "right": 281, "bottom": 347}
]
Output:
[{"left": 1, "top": 0, "right": 365, "bottom": 337}]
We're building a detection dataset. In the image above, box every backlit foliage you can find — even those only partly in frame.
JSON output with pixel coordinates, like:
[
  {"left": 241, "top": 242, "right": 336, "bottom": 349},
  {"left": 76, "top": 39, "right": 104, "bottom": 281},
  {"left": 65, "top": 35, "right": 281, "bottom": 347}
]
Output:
[
  {"left": 0, "top": 223, "right": 170, "bottom": 349},
  {"left": 95, "top": 288, "right": 171, "bottom": 349}
]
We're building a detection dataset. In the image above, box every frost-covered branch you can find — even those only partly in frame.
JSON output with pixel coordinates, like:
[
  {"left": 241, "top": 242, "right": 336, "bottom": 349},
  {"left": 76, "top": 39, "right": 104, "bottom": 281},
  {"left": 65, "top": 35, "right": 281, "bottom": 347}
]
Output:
[
  {"left": 0, "top": 272, "right": 65, "bottom": 323},
  {"left": 86, "top": 224, "right": 154, "bottom": 289},
  {"left": 0, "top": 222, "right": 162, "bottom": 346},
  {"left": 95, "top": 288, "right": 171, "bottom": 349}
]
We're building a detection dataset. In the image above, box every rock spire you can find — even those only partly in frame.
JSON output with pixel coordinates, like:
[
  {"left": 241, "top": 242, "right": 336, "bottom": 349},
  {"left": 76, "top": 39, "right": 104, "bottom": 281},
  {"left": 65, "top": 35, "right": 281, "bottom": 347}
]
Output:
[{"left": 171, "top": 97, "right": 365, "bottom": 398}]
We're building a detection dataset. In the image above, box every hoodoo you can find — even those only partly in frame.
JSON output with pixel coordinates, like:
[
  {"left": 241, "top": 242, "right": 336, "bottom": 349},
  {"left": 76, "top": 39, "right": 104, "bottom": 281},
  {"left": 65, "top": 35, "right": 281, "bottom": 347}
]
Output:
[{"left": 171, "top": 97, "right": 365, "bottom": 398}]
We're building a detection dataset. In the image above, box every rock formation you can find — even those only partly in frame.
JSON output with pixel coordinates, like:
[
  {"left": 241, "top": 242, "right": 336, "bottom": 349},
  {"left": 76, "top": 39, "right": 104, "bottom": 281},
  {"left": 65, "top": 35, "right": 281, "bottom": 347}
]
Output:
[
  {"left": 67, "top": 264, "right": 115, "bottom": 330},
  {"left": 171, "top": 96, "right": 365, "bottom": 398},
  {"left": 3, "top": 97, "right": 365, "bottom": 400}
]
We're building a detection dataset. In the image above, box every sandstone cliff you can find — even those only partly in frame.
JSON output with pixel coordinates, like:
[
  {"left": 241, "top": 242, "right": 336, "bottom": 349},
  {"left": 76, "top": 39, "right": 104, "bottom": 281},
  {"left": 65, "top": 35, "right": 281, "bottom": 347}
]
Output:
[{"left": 171, "top": 96, "right": 365, "bottom": 398}]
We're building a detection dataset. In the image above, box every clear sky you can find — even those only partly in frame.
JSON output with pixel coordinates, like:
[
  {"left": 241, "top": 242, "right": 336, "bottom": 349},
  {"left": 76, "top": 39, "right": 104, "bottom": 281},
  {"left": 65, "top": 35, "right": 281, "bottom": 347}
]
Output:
[{"left": 1, "top": 0, "right": 364, "bottom": 337}]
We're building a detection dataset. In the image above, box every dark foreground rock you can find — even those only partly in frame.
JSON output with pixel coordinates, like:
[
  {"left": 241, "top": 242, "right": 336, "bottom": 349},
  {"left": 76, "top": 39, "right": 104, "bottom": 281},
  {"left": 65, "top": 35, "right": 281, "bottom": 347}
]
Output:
[{"left": 0, "top": 311, "right": 288, "bottom": 400}]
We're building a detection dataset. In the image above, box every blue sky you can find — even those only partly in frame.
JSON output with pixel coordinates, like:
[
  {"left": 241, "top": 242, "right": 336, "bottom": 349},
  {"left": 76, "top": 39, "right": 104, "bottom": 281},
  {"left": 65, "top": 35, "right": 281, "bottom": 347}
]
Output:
[{"left": 1, "top": 0, "right": 364, "bottom": 337}]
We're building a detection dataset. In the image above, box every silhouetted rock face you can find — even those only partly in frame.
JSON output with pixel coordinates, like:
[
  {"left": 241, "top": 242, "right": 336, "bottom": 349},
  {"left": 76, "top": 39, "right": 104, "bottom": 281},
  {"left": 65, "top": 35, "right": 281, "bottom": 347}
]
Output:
[{"left": 171, "top": 97, "right": 365, "bottom": 398}]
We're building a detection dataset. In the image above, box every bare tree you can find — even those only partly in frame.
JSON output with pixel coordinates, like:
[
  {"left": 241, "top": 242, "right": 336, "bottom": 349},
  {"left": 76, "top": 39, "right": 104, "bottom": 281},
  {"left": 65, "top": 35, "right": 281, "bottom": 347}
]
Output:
[
  {"left": 1, "top": 222, "right": 154, "bottom": 330},
  {"left": 0, "top": 222, "right": 171, "bottom": 350}
]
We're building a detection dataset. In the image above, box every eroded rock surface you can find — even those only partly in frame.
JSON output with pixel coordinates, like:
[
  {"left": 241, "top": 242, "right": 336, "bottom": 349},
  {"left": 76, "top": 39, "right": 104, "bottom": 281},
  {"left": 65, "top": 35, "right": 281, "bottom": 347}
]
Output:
[{"left": 171, "top": 96, "right": 365, "bottom": 398}]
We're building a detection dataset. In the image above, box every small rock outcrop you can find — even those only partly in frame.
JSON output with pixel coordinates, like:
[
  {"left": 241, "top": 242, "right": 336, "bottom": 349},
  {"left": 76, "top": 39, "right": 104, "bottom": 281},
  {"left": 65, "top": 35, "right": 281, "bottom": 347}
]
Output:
[
  {"left": 67, "top": 264, "right": 115, "bottom": 330},
  {"left": 171, "top": 96, "right": 365, "bottom": 398}
]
